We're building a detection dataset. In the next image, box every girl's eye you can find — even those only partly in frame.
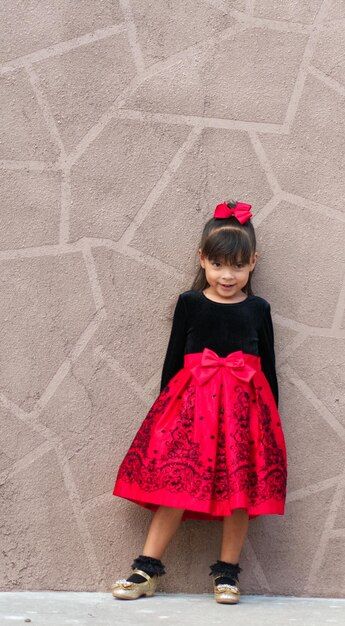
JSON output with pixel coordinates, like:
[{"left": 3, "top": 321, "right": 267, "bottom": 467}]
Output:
[
  {"left": 212, "top": 262, "right": 221, "bottom": 267},
  {"left": 234, "top": 263, "right": 245, "bottom": 269}
]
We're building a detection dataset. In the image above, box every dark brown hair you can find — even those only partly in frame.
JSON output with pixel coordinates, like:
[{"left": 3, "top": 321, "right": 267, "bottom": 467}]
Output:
[{"left": 190, "top": 199, "right": 257, "bottom": 295}]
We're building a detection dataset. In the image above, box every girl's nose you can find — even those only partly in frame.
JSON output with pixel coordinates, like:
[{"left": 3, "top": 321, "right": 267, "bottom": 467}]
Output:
[{"left": 222, "top": 268, "right": 234, "bottom": 279}]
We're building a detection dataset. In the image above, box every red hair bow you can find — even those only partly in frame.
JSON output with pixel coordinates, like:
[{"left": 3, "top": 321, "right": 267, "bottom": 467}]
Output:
[{"left": 213, "top": 201, "right": 252, "bottom": 224}]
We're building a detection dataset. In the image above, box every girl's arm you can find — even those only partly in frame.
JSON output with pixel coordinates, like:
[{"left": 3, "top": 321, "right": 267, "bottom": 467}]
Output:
[
  {"left": 160, "top": 294, "right": 188, "bottom": 392},
  {"left": 258, "top": 303, "right": 279, "bottom": 408}
]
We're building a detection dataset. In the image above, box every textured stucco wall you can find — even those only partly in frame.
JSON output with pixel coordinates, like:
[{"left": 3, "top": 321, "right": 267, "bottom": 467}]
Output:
[{"left": 1, "top": 0, "right": 345, "bottom": 597}]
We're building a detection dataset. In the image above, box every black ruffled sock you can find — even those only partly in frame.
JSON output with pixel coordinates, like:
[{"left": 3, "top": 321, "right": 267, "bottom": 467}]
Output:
[
  {"left": 209, "top": 560, "right": 242, "bottom": 586},
  {"left": 126, "top": 554, "right": 166, "bottom": 583}
]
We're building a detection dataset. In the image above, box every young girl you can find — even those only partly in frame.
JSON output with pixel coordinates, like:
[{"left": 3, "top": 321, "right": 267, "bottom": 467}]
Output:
[{"left": 111, "top": 200, "right": 287, "bottom": 604}]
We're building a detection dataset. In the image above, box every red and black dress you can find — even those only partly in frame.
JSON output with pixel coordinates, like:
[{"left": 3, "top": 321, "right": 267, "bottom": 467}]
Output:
[{"left": 113, "top": 290, "right": 287, "bottom": 521}]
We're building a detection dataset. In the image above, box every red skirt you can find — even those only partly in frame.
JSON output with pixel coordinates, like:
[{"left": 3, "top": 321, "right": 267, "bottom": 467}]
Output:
[{"left": 113, "top": 349, "right": 287, "bottom": 521}]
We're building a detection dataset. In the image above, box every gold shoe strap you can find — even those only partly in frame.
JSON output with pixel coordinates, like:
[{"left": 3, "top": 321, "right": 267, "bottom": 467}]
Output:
[{"left": 132, "top": 568, "right": 153, "bottom": 581}]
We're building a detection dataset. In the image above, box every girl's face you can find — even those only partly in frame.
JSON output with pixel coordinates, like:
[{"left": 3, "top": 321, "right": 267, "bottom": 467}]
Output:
[{"left": 199, "top": 251, "right": 257, "bottom": 302}]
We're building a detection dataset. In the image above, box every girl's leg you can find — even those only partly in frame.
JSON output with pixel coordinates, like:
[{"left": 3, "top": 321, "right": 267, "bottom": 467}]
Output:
[
  {"left": 142, "top": 505, "right": 184, "bottom": 558},
  {"left": 124, "top": 505, "right": 184, "bottom": 584},
  {"left": 112, "top": 506, "right": 185, "bottom": 596},
  {"left": 220, "top": 508, "right": 249, "bottom": 562},
  {"left": 209, "top": 508, "right": 249, "bottom": 603}
]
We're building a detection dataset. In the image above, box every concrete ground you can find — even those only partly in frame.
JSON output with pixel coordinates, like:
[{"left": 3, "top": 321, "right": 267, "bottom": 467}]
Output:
[{"left": 0, "top": 592, "right": 345, "bottom": 626}]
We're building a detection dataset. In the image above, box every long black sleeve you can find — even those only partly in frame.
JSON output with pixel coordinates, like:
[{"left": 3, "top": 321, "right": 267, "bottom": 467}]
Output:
[
  {"left": 258, "top": 303, "right": 279, "bottom": 408},
  {"left": 160, "top": 295, "right": 188, "bottom": 392}
]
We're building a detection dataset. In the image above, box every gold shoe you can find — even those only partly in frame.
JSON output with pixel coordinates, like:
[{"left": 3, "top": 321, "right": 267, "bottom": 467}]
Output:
[
  {"left": 213, "top": 575, "right": 240, "bottom": 604},
  {"left": 111, "top": 568, "right": 158, "bottom": 600}
]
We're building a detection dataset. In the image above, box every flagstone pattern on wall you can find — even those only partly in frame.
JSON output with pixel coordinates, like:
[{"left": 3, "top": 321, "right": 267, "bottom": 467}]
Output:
[{"left": 1, "top": 0, "right": 345, "bottom": 597}]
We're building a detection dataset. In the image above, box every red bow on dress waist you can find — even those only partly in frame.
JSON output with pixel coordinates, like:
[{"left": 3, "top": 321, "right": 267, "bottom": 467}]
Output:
[{"left": 190, "top": 349, "right": 257, "bottom": 386}]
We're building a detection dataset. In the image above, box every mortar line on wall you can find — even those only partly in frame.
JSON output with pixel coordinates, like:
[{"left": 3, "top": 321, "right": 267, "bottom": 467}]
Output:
[
  {"left": 304, "top": 469, "right": 345, "bottom": 593},
  {"left": 66, "top": 116, "right": 125, "bottom": 169},
  {"left": 242, "top": 537, "right": 272, "bottom": 592},
  {"left": 25, "top": 64, "right": 67, "bottom": 158},
  {"left": 94, "top": 345, "right": 153, "bottom": 407},
  {"left": 231, "top": 10, "right": 315, "bottom": 34},
  {"left": 118, "top": 127, "right": 203, "bottom": 247},
  {"left": 114, "top": 244, "right": 188, "bottom": 280},
  {"left": 317, "top": 0, "right": 339, "bottom": 22},
  {"left": 283, "top": 0, "right": 334, "bottom": 132},
  {"left": 307, "top": 63, "right": 345, "bottom": 98},
  {"left": 0, "top": 244, "right": 79, "bottom": 261},
  {"left": 325, "top": 17, "right": 345, "bottom": 27},
  {"left": 65, "top": 23, "right": 250, "bottom": 166},
  {"left": 0, "top": 160, "right": 59, "bottom": 171},
  {"left": 0, "top": 404, "right": 104, "bottom": 586},
  {"left": 1, "top": 348, "right": 108, "bottom": 586},
  {"left": 281, "top": 191, "right": 345, "bottom": 223},
  {"left": 59, "top": 167, "right": 71, "bottom": 244},
  {"left": 0, "top": 8, "right": 325, "bottom": 80},
  {"left": 276, "top": 331, "right": 309, "bottom": 366},
  {"left": 81, "top": 240, "right": 105, "bottom": 312},
  {"left": 0, "top": 239, "right": 189, "bottom": 281},
  {"left": 113, "top": 21, "right": 249, "bottom": 111},
  {"left": 0, "top": 23, "right": 127, "bottom": 75},
  {"left": 275, "top": 313, "right": 324, "bottom": 332},
  {"left": 0, "top": 440, "right": 53, "bottom": 483},
  {"left": 0, "top": 400, "right": 104, "bottom": 587},
  {"left": 247, "top": 132, "right": 282, "bottom": 195},
  {"left": 331, "top": 263, "right": 345, "bottom": 331},
  {"left": 33, "top": 310, "right": 106, "bottom": 415},
  {"left": 119, "top": 0, "right": 145, "bottom": 74},
  {"left": 112, "top": 108, "right": 286, "bottom": 134},
  {"left": 88, "top": 238, "right": 188, "bottom": 280},
  {"left": 0, "top": 391, "right": 104, "bottom": 585},
  {"left": 286, "top": 474, "right": 341, "bottom": 503},
  {"left": 211, "top": 21, "right": 250, "bottom": 43},
  {"left": 274, "top": 313, "right": 345, "bottom": 339},
  {"left": 203, "top": 0, "right": 231, "bottom": 14},
  {"left": 1, "top": 350, "right": 106, "bottom": 586},
  {"left": 53, "top": 443, "right": 104, "bottom": 586},
  {"left": 143, "top": 368, "right": 162, "bottom": 392},
  {"left": 330, "top": 528, "right": 345, "bottom": 538},
  {"left": 245, "top": 0, "right": 256, "bottom": 16},
  {"left": 251, "top": 195, "right": 283, "bottom": 228},
  {"left": 281, "top": 363, "right": 345, "bottom": 443},
  {"left": 82, "top": 490, "right": 113, "bottom": 512},
  {"left": 0, "top": 392, "right": 60, "bottom": 441}
]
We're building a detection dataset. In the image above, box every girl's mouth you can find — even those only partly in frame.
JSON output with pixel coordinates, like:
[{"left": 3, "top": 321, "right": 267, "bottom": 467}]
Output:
[{"left": 220, "top": 284, "right": 235, "bottom": 289}]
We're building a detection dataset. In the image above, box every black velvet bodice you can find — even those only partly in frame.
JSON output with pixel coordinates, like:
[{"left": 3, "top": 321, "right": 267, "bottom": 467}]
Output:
[{"left": 160, "top": 290, "right": 279, "bottom": 407}]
